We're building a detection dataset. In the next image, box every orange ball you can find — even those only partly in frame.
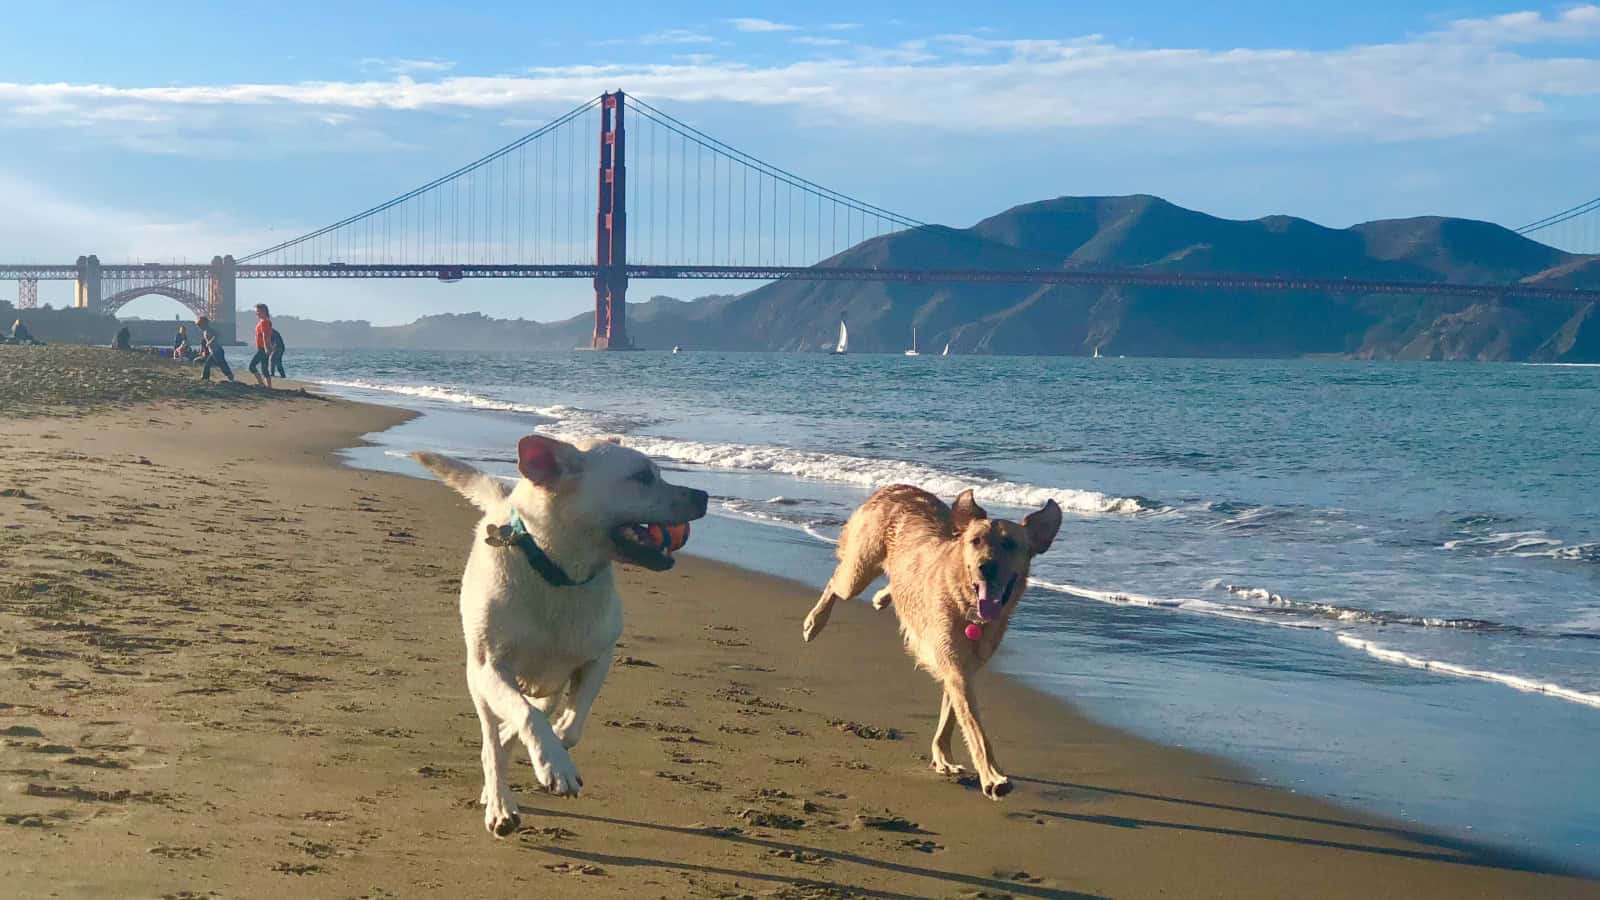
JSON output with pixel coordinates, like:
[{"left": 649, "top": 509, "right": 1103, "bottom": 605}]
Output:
[{"left": 644, "top": 522, "right": 690, "bottom": 552}]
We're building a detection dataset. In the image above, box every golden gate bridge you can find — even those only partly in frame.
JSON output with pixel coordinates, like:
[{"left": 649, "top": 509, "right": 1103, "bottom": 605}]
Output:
[{"left": 3, "top": 90, "right": 1598, "bottom": 346}]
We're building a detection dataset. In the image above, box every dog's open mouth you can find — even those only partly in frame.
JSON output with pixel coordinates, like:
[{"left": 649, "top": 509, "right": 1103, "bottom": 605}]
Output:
[
  {"left": 610, "top": 523, "right": 688, "bottom": 572},
  {"left": 973, "top": 574, "right": 1019, "bottom": 624}
]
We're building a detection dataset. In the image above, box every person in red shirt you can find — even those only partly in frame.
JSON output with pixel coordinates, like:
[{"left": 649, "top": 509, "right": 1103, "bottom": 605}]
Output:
[{"left": 248, "top": 303, "right": 275, "bottom": 389}]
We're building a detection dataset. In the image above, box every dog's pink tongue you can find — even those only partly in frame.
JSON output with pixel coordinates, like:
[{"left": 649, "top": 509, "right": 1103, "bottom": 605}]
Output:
[{"left": 975, "top": 582, "right": 1000, "bottom": 623}]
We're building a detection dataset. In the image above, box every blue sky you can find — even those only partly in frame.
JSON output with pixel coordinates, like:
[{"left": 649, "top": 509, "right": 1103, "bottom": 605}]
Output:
[{"left": 2, "top": 1, "right": 1597, "bottom": 324}]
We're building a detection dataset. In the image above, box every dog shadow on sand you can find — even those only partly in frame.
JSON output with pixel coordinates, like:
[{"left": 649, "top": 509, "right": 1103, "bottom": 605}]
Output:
[
  {"left": 515, "top": 805, "right": 1107, "bottom": 900},
  {"left": 1011, "top": 774, "right": 1587, "bottom": 879}
]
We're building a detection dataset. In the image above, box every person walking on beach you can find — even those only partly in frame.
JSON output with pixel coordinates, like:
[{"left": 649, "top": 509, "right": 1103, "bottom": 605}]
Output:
[
  {"left": 248, "top": 303, "right": 275, "bottom": 389},
  {"left": 195, "top": 315, "right": 234, "bottom": 382},
  {"left": 268, "top": 326, "right": 286, "bottom": 379},
  {"left": 173, "top": 325, "right": 190, "bottom": 361}
]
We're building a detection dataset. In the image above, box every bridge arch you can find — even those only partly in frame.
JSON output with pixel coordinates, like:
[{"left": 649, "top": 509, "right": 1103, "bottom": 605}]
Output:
[{"left": 102, "top": 285, "right": 210, "bottom": 318}]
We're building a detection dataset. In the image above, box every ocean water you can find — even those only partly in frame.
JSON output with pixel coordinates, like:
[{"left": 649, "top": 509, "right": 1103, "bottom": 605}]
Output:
[{"left": 293, "top": 348, "right": 1599, "bottom": 870}]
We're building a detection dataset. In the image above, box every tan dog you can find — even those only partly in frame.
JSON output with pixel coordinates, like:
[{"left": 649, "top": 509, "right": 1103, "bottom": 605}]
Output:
[{"left": 803, "top": 485, "right": 1061, "bottom": 799}]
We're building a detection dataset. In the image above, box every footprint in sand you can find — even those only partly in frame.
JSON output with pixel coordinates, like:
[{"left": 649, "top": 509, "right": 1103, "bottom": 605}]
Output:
[
  {"left": 148, "top": 845, "right": 210, "bottom": 860},
  {"left": 766, "top": 848, "right": 831, "bottom": 865},
  {"left": 737, "top": 808, "right": 807, "bottom": 830},
  {"left": 542, "top": 863, "right": 606, "bottom": 876},
  {"left": 993, "top": 870, "right": 1047, "bottom": 885},
  {"left": 829, "top": 720, "right": 901, "bottom": 741},
  {"left": 520, "top": 825, "right": 577, "bottom": 842},
  {"left": 852, "top": 812, "right": 928, "bottom": 834},
  {"left": 655, "top": 771, "right": 722, "bottom": 792}
]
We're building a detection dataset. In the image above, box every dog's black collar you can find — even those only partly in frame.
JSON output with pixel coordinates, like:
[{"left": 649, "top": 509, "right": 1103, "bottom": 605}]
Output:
[{"left": 484, "top": 512, "right": 599, "bottom": 588}]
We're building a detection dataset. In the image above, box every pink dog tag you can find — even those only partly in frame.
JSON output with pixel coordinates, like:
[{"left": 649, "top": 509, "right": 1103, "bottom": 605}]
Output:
[{"left": 964, "top": 623, "right": 983, "bottom": 641}]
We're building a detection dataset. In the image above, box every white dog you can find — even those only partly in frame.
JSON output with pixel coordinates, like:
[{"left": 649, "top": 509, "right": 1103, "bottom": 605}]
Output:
[{"left": 414, "top": 434, "right": 707, "bottom": 837}]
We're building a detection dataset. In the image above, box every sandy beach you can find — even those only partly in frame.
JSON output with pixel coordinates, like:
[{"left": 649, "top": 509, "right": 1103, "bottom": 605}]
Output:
[{"left": 1, "top": 347, "right": 1595, "bottom": 899}]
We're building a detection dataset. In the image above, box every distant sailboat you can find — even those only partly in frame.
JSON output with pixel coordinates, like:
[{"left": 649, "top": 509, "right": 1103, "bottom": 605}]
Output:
[
  {"left": 831, "top": 320, "right": 849, "bottom": 355},
  {"left": 942, "top": 341, "right": 950, "bottom": 357},
  {"left": 1092, "top": 345, "right": 1102, "bottom": 359},
  {"left": 672, "top": 345, "right": 681, "bottom": 354},
  {"left": 904, "top": 327, "right": 920, "bottom": 357}
]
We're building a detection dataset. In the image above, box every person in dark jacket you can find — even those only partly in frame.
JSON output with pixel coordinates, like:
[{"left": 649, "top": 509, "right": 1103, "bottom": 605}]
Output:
[
  {"left": 195, "top": 315, "right": 234, "bottom": 382},
  {"left": 269, "top": 327, "right": 286, "bottom": 378}
]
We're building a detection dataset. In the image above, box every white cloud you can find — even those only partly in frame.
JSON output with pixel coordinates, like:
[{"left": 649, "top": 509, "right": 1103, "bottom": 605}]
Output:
[
  {"left": 793, "top": 36, "right": 850, "bottom": 47},
  {"left": 361, "top": 58, "right": 457, "bottom": 76},
  {"left": 730, "top": 18, "right": 797, "bottom": 32},
  {"left": 0, "top": 174, "right": 275, "bottom": 262},
  {"left": 0, "top": 6, "right": 1596, "bottom": 145},
  {"left": 1442, "top": 5, "right": 1600, "bottom": 43},
  {"left": 597, "top": 28, "right": 715, "bottom": 46}
]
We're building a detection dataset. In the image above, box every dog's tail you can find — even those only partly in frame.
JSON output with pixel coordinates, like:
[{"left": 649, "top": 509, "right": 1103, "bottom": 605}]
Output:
[{"left": 412, "top": 451, "right": 509, "bottom": 511}]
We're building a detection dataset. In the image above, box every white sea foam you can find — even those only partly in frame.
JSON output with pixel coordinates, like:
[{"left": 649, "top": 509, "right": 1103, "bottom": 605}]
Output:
[
  {"left": 319, "top": 378, "right": 564, "bottom": 419},
  {"left": 1336, "top": 635, "right": 1600, "bottom": 709},
  {"left": 323, "top": 378, "right": 1153, "bottom": 516},
  {"left": 1442, "top": 530, "right": 1599, "bottom": 563},
  {"left": 1214, "top": 582, "right": 1507, "bottom": 631},
  {"left": 1027, "top": 579, "right": 1293, "bottom": 625},
  {"left": 317, "top": 379, "right": 654, "bottom": 434},
  {"left": 564, "top": 431, "right": 1152, "bottom": 516},
  {"left": 1033, "top": 578, "right": 1600, "bottom": 708}
]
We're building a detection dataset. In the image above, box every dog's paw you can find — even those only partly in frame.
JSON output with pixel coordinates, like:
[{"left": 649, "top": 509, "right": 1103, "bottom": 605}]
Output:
[
  {"left": 871, "top": 588, "right": 893, "bottom": 610},
  {"left": 482, "top": 787, "right": 521, "bottom": 837},
  {"left": 981, "top": 775, "right": 1013, "bottom": 800},
  {"left": 802, "top": 607, "right": 830, "bottom": 642},
  {"left": 531, "top": 744, "right": 583, "bottom": 797},
  {"left": 930, "top": 759, "right": 966, "bottom": 776}
]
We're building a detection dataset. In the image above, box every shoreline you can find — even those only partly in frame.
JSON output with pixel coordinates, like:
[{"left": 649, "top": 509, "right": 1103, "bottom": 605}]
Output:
[
  {"left": 0, "top": 361, "right": 1593, "bottom": 895},
  {"left": 312, "top": 368, "right": 1600, "bottom": 869},
  {"left": 311, "top": 376, "right": 1599, "bottom": 879}
]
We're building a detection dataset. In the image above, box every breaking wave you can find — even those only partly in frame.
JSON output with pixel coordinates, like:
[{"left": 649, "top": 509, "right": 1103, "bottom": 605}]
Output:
[
  {"left": 1335, "top": 635, "right": 1600, "bottom": 709},
  {"left": 1028, "top": 578, "right": 1600, "bottom": 709},
  {"left": 1441, "top": 530, "right": 1600, "bottom": 564},
  {"left": 323, "top": 377, "right": 1158, "bottom": 516}
]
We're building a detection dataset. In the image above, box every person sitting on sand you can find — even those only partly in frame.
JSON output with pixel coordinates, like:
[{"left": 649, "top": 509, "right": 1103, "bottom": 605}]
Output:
[
  {"left": 195, "top": 315, "right": 234, "bottom": 382},
  {"left": 10, "top": 318, "right": 35, "bottom": 345},
  {"left": 269, "top": 326, "right": 286, "bottom": 379},
  {"left": 248, "top": 303, "right": 274, "bottom": 389},
  {"left": 112, "top": 326, "right": 133, "bottom": 351}
]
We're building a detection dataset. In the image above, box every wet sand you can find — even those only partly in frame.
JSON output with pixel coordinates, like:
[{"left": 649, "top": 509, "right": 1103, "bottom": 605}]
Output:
[{"left": 1, "top": 348, "right": 1594, "bottom": 898}]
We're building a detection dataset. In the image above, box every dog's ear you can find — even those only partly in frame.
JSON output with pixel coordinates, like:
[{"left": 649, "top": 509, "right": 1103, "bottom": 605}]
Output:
[
  {"left": 1024, "top": 499, "right": 1062, "bottom": 555},
  {"left": 517, "top": 434, "right": 579, "bottom": 488},
  {"left": 952, "top": 489, "right": 988, "bottom": 531}
]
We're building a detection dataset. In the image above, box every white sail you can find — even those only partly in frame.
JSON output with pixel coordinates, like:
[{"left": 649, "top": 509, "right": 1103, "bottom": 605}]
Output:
[
  {"left": 834, "top": 321, "right": 849, "bottom": 354},
  {"left": 942, "top": 342, "right": 950, "bottom": 357}
]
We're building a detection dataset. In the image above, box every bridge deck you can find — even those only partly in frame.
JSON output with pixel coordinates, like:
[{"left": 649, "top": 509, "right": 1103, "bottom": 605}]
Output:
[{"left": 4, "top": 263, "right": 1596, "bottom": 303}]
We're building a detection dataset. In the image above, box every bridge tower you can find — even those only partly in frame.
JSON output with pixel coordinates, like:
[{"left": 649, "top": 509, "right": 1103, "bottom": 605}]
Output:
[
  {"left": 73, "top": 254, "right": 102, "bottom": 312},
  {"left": 208, "top": 255, "right": 238, "bottom": 344},
  {"left": 591, "top": 90, "right": 630, "bottom": 349},
  {"left": 17, "top": 278, "right": 37, "bottom": 309}
]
